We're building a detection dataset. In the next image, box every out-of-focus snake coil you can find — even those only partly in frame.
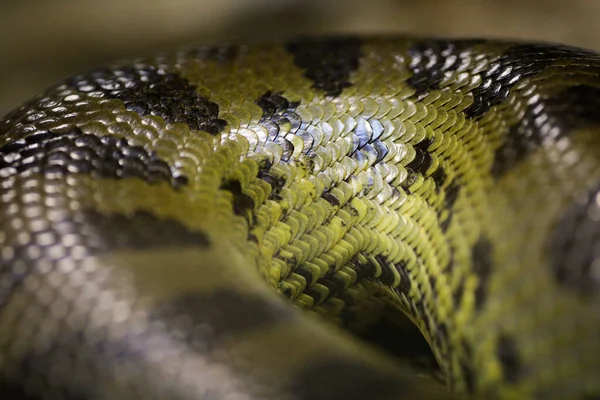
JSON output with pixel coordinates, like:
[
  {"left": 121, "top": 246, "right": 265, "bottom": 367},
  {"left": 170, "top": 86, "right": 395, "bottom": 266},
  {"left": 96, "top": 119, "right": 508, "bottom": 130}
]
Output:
[{"left": 0, "top": 37, "right": 598, "bottom": 400}]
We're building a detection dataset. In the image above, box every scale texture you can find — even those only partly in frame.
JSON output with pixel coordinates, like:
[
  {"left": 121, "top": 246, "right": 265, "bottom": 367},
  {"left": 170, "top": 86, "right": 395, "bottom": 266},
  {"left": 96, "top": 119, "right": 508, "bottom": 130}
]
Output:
[{"left": 0, "top": 37, "right": 599, "bottom": 400}]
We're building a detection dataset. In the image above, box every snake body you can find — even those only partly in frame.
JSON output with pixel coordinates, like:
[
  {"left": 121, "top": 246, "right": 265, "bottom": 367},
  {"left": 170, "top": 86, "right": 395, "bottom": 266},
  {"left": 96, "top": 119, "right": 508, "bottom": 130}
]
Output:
[{"left": 0, "top": 36, "right": 599, "bottom": 400}]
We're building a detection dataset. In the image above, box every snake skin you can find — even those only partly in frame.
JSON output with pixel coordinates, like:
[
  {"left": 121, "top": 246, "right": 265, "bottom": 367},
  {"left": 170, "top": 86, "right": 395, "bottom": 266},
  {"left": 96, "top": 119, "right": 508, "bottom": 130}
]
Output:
[{"left": 0, "top": 36, "right": 599, "bottom": 400}]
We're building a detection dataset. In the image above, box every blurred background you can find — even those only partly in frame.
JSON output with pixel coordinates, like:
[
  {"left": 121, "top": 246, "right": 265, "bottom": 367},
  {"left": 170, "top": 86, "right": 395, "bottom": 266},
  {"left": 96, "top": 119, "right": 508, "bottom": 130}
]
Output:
[{"left": 1, "top": 0, "right": 600, "bottom": 116}]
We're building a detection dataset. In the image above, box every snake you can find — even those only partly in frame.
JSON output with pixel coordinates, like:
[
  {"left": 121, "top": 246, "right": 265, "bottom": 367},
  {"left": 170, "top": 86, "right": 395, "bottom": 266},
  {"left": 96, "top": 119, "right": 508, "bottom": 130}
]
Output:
[{"left": 0, "top": 35, "right": 599, "bottom": 400}]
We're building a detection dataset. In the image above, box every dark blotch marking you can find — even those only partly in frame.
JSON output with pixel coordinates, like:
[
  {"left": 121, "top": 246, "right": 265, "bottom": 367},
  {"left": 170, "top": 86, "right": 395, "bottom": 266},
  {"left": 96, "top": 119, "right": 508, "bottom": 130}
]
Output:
[
  {"left": 431, "top": 166, "right": 447, "bottom": 191},
  {"left": 407, "top": 40, "right": 485, "bottom": 97},
  {"left": 304, "top": 287, "right": 326, "bottom": 305},
  {"left": 429, "top": 163, "right": 461, "bottom": 231},
  {"left": 349, "top": 253, "right": 378, "bottom": 281},
  {"left": 0, "top": 210, "right": 209, "bottom": 313},
  {"left": 158, "top": 289, "right": 294, "bottom": 340},
  {"left": 255, "top": 91, "right": 296, "bottom": 121},
  {"left": 256, "top": 159, "right": 286, "bottom": 199},
  {"left": 465, "top": 43, "right": 598, "bottom": 118},
  {"left": 290, "top": 356, "right": 407, "bottom": 400},
  {"left": 548, "top": 184, "right": 600, "bottom": 297},
  {"left": 349, "top": 253, "right": 411, "bottom": 293},
  {"left": 0, "top": 128, "right": 187, "bottom": 187},
  {"left": 492, "top": 84, "right": 600, "bottom": 177},
  {"left": 460, "top": 341, "right": 476, "bottom": 394},
  {"left": 406, "top": 138, "right": 434, "bottom": 176},
  {"left": 220, "top": 179, "right": 256, "bottom": 221},
  {"left": 440, "top": 178, "right": 461, "bottom": 231},
  {"left": 453, "top": 278, "right": 465, "bottom": 306},
  {"left": 317, "top": 275, "right": 347, "bottom": 302},
  {"left": 286, "top": 37, "right": 362, "bottom": 97},
  {"left": 80, "top": 210, "right": 211, "bottom": 250},
  {"left": 322, "top": 191, "right": 341, "bottom": 207},
  {"left": 471, "top": 236, "right": 493, "bottom": 310},
  {"left": 497, "top": 334, "right": 521, "bottom": 383},
  {"left": 460, "top": 362, "right": 476, "bottom": 394},
  {"left": 359, "top": 316, "right": 440, "bottom": 375},
  {"left": 376, "top": 255, "right": 399, "bottom": 286},
  {"left": 294, "top": 265, "right": 317, "bottom": 286},
  {"left": 68, "top": 66, "right": 227, "bottom": 134},
  {"left": 395, "top": 263, "right": 412, "bottom": 296}
]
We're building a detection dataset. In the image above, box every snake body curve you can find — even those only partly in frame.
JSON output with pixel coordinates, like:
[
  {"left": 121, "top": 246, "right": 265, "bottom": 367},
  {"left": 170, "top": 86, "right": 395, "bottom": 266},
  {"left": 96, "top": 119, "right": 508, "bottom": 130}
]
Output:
[{"left": 0, "top": 36, "right": 599, "bottom": 400}]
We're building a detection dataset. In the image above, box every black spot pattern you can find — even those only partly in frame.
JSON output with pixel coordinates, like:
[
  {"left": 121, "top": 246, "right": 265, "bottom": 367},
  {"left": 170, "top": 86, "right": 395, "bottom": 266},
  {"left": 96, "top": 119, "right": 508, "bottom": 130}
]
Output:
[
  {"left": 471, "top": 236, "right": 493, "bottom": 310},
  {"left": 157, "top": 289, "right": 294, "bottom": 342},
  {"left": 548, "top": 184, "right": 600, "bottom": 296},
  {"left": 406, "top": 40, "right": 484, "bottom": 97},
  {"left": 290, "top": 357, "right": 407, "bottom": 400},
  {"left": 0, "top": 128, "right": 187, "bottom": 187},
  {"left": 497, "top": 334, "right": 521, "bottom": 383},
  {"left": 68, "top": 66, "right": 227, "bottom": 134},
  {"left": 492, "top": 84, "right": 600, "bottom": 177},
  {"left": 286, "top": 37, "right": 362, "bottom": 97},
  {"left": 220, "top": 179, "right": 256, "bottom": 222},
  {"left": 465, "top": 44, "right": 598, "bottom": 118}
]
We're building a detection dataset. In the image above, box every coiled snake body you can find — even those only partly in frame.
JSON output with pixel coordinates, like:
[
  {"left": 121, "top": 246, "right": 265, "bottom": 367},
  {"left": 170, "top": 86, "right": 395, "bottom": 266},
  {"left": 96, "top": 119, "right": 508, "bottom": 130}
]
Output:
[{"left": 0, "top": 37, "right": 599, "bottom": 400}]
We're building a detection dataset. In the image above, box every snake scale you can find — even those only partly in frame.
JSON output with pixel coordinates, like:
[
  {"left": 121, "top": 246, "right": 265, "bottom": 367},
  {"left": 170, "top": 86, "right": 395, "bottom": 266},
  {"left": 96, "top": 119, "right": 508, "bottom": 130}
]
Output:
[{"left": 0, "top": 36, "right": 599, "bottom": 400}]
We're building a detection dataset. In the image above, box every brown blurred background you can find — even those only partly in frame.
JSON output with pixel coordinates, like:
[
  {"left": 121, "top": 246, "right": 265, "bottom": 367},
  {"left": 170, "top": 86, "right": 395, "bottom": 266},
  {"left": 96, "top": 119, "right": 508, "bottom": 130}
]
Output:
[{"left": 1, "top": 0, "right": 599, "bottom": 117}]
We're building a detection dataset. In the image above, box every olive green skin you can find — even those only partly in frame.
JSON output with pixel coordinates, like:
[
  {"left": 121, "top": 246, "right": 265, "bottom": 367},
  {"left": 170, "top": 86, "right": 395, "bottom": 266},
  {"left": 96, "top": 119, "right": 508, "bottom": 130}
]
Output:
[{"left": 0, "top": 37, "right": 598, "bottom": 400}]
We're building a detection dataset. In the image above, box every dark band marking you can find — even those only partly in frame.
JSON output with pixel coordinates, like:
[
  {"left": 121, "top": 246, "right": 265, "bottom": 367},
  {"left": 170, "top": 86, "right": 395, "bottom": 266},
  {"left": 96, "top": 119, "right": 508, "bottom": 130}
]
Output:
[
  {"left": 471, "top": 236, "right": 493, "bottom": 310},
  {"left": 497, "top": 334, "right": 521, "bottom": 383},
  {"left": 68, "top": 66, "right": 227, "bottom": 134},
  {"left": 80, "top": 210, "right": 211, "bottom": 250},
  {"left": 0, "top": 128, "right": 187, "bottom": 187},
  {"left": 290, "top": 356, "right": 407, "bottom": 400},
  {"left": 548, "top": 184, "right": 600, "bottom": 297},
  {"left": 406, "top": 40, "right": 485, "bottom": 97},
  {"left": 155, "top": 289, "right": 294, "bottom": 343},
  {"left": 492, "top": 84, "right": 600, "bottom": 178},
  {"left": 465, "top": 44, "right": 598, "bottom": 118},
  {"left": 0, "top": 210, "right": 210, "bottom": 307},
  {"left": 286, "top": 37, "right": 362, "bottom": 97}
]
